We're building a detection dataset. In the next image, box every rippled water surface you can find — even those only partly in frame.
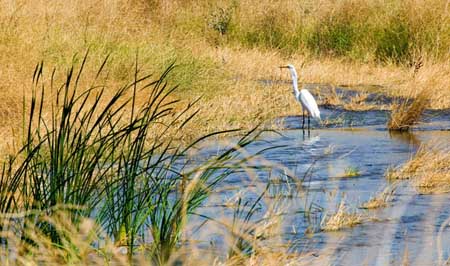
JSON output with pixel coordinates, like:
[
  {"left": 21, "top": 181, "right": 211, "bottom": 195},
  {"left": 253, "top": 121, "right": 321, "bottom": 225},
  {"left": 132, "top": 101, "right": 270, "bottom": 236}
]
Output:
[{"left": 189, "top": 105, "right": 450, "bottom": 266}]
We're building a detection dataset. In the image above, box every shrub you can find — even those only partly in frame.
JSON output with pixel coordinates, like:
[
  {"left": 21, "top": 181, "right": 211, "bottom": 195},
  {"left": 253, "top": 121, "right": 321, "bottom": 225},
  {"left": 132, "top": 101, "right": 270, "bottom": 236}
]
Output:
[
  {"left": 375, "top": 22, "right": 411, "bottom": 62},
  {"left": 307, "top": 20, "right": 357, "bottom": 57}
]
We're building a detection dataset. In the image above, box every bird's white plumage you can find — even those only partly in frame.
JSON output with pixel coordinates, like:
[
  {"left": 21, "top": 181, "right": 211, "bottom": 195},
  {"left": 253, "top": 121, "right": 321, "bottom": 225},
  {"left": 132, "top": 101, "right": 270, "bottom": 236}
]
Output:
[
  {"left": 299, "top": 89, "right": 320, "bottom": 119},
  {"left": 282, "top": 64, "right": 321, "bottom": 121}
]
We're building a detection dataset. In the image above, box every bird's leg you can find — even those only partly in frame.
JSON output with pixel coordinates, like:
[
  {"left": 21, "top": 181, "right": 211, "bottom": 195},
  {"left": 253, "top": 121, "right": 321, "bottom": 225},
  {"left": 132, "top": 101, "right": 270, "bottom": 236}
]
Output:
[
  {"left": 308, "top": 115, "right": 311, "bottom": 130},
  {"left": 302, "top": 110, "right": 305, "bottom": 130}
]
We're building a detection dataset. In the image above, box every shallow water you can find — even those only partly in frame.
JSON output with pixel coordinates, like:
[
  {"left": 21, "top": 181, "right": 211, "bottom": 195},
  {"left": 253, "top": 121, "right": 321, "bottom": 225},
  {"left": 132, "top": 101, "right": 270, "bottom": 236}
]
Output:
[
  {"left": 277, "top": 108, "right": 450, "bottom": 130},
  {"left": 190, "top": 107, "right": 450, "bottom": 265}
]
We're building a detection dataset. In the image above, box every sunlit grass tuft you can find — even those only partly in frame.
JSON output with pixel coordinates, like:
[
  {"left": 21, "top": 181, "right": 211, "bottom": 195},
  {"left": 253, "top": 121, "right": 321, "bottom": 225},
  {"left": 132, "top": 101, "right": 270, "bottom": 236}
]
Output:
[
  {"left": 387, "top": 89, "right": 430, "bottom": 131},
  {"left": 321, "top": 202, "right": 362, "bottom": 231},
  {"left": 333, "top": 166, "right": 362, "bottom": 178},
  {"left": 343, "top": 166, "right": 361, "bottom": 178},
  {"left": 0, "top": 209, "right": 125, "bottom": 265},
  {"left": 361, "top": 197, "right": 388, "bottom": 210},
  {"left": 386, "top": 142, "right": 450, "bottom": 194},
  {"left": 360, "top": 185, "right": 397, "bottom": 209}
]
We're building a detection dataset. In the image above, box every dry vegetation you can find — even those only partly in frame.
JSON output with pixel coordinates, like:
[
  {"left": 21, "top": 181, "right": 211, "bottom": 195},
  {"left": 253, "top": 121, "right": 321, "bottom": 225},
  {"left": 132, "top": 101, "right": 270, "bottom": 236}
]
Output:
[
  {"left": 317, "top": 88, "right": 384, "bottom": 111},
  {"left": 360, "top": 185, "right": 396, "bottom": 209},
  {"left": 0, "top": 0, "right": 449, "bottom": 264},
  {"left": 386, "top": 143, "right": 450, "bottom": 194},
  {"left": 0, "top": 211, "right": 308, "bottom": 266},
  {"left": 361, "top": 197, "right": 388, "bottom": 210},
  {"left": 387, "top": 88, "right": 430, "bottom": 131},
  {"left": 0, "top": 0, "right": 449, "bottom": 152},
  {"left": 321, "top": 202, "right": 363, "bottom": 231}
]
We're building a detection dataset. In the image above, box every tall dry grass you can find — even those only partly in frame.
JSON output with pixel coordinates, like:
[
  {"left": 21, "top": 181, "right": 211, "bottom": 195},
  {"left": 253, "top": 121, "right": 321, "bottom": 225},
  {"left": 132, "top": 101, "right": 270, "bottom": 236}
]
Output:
[
  {"left": 320, "top": 201, "right": 362, "bottom": 231},
  {"left": 146, "top": 0, "right": 450, "bottom": 60},
  {"left": 0, "top": 2, "right": 448, "bottom": 265},
  {"left": 0, "top": 0, "right": 449, "bottom": 152},
  {"left": 386, "top": 142, "right": 450, "bottom": 194},
  {"left": 387, "top": 88, "right": 430, "bottom": 131}
]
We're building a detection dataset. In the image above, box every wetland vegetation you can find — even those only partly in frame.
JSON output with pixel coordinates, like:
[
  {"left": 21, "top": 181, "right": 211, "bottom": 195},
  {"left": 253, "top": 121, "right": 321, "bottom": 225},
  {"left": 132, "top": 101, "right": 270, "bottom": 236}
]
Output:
[{"left": 0, "top": 0, "right": 449, "bottom": 265}]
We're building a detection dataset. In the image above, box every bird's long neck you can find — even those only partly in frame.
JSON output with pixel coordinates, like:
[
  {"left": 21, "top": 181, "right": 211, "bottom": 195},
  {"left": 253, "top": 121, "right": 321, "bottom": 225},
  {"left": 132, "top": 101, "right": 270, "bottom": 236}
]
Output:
[{"left": 290, "top": 72, "right": 300, "bottom": 98}]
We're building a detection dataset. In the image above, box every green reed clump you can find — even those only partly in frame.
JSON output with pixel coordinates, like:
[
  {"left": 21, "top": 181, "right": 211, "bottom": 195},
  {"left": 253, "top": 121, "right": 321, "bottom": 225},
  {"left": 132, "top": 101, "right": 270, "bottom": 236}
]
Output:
[
  {"left": 306, "top": 19, "right": 358, "bottom": 57},
  {"left": 0, "top": 52, "right": 266, "bottom": 264},
  {"left": 375, "top": 22, "right": 411, "bottom": 63},
  {"left": 237, "top": 11, "right": 300, "bottom": 54},
  {"left": 21, "top": 54, "right": 137, "bottom": 217}
]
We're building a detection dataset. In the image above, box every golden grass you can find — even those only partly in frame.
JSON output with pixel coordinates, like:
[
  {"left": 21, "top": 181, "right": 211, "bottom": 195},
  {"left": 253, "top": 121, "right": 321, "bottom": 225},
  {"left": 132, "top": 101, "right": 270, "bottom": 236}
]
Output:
[
  {"left": 0, "top": 211, "right": 128, "bottom": 265},
  {"left": 315, "top": 86, "right": 386, "bottom": 111},
  {"left": 0, "top": 0, "right": 449, "bottom": 153},
  {"left": 361, "top": 197, "right": 387, "bottom": 210},
  {"left": 387, "top": 88, "right": 430, "bottom": 131},
  {"left": 220, "top": 251, "right": 312, "bottom": 266},
  {"left": 0, "top": 2, "right": 448, "bottom": 264},
  {"left": 386, "top": 143, "right": 450, "bottom": 194},
  {"left": 360, "top": 185, "right": 396, "bottom": 209},
  {"left": 321, "top": 202, "right": 363, "bottom": 231},
  {"left": 0, "top": 203, "right": 309, "bottom": 266}
]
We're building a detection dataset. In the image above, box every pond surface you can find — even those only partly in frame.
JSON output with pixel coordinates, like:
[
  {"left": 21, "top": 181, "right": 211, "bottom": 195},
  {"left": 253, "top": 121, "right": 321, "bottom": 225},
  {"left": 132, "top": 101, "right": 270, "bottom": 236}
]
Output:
[{"left": 189, "top": 105, "right": 450, "bottom": 266}]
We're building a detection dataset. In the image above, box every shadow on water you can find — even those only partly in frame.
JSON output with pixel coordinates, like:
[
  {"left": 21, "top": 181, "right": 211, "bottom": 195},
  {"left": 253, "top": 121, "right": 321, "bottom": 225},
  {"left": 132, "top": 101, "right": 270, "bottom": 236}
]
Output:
[{"left": 189, "top": 105, "right": 450, "bottom": 265}]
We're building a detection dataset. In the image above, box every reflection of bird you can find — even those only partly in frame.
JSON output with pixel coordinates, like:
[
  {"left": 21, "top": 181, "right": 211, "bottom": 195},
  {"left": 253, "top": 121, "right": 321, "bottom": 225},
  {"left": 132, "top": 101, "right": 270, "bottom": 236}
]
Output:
[{"left": 280, "top": 64, "right": 320, "bottom": 130}]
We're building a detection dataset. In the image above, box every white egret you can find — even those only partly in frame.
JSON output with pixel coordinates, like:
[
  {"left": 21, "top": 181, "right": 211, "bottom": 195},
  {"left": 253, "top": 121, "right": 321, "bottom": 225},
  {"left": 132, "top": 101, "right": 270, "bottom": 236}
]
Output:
[{"left": 280, "top": 64, "right": 320, "bottom": 130}]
